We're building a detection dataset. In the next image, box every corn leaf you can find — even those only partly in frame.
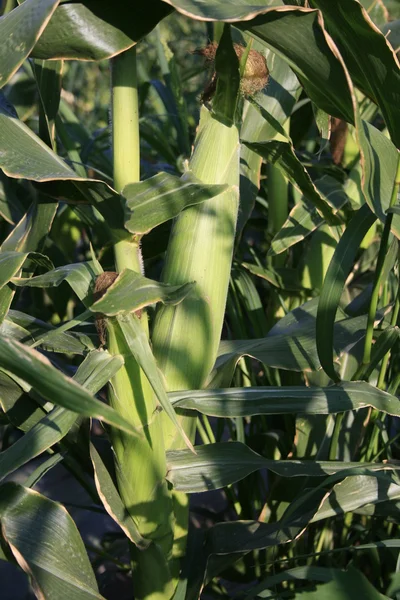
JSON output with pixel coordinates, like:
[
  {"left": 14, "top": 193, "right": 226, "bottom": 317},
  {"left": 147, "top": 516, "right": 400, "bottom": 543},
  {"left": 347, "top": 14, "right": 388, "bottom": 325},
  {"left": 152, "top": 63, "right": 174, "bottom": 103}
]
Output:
[
  {"left": 91, "top": 268, "right": 193, "bottom": 316},
  {"left": 269, "top": 176, "right": 348, "bottom": 256},
  {"left": 166, "top": 442, "right": 394, "bottom": 493},
  {"left": 0, "top": 96, "right": 126, "bottom": 233},
  {"left": 123, "top": 172, "right": 227, "bottom": 235},
  {"left": 246, "top": 565, "right": 388, "bottom": 600},
  {"left": 0, "top": 0, "right": 59, "bottom": 89},
  {"left": 316, "top": 203, "right": 376, "bottom": 382},
  {"left": 116, "top": 314, "right": 194, "bottom": 451},
  {"left": 160, "top": 0, "right": 279, "bottom": 21},
  {"left": 355, "top": 114, "right": 400, "bottom": 237},
  {"left": 0, "top": 337, "right": 136, "bottom": 435},
  {"left": 311, "top": 474, "right": 400, "bottom": 522},
  {"left": 0, "top": 482, "right": 105, "bottom": 599},
  {"left": 12, "top": 261, "right": 97, "bottom": 303},
  {"left": 0, "top": 251, "right": 52, "bottom": 290},
  {"left": 2, "top": 310, "right": 96, "bottom": 355},
  {"left": 239, "top": 48, "right": 301, "bottom": 238},
  {"left": 31, "top": 0, "right": 173, "bottom": 61},
  {"left": 90, "top": 443, "right": 148, "bottom": 549},
  {"left": 211, "top": 311, "right": 373, "bottom": 386},
  {"left": 170, "top": 381, "right": 400, "bottom": 418},
  {"left": 311, "top": 0, "right": 400, "bottom": 148},
  {"left": 244, "top": 139, "right": 337, "bottom": 223},
  {"left": 241, "top": 8, "right": 354, "bottom": 122}
]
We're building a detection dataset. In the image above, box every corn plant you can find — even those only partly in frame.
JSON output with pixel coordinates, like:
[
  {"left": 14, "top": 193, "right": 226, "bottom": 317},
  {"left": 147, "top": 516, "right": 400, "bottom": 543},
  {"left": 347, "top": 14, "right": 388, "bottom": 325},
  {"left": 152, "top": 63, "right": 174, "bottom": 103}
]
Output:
[{"left": 0, "top": 0, "right": 399, "bottom": 599}]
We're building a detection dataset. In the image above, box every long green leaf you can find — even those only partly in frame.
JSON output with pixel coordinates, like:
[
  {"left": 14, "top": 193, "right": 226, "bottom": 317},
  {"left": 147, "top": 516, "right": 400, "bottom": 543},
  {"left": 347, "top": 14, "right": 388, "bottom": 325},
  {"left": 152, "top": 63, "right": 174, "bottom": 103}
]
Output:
[
  {"left": 89, "top": 443, "right": 148, "bottom": 549},
  {"left": 166, "top": 442, "right": 393, "bottom": 493},
  {"left": 0, "top": 337, "right": 136, "bottom": 435},
  {"left": 170, "top": 381, "right": 400, "bottom": 418},
  {"left": 116, "top": 314, "right": 194, "bottom": 451},
  {"left": 316, "top": 203, "right": 376, "bottom": 381}
]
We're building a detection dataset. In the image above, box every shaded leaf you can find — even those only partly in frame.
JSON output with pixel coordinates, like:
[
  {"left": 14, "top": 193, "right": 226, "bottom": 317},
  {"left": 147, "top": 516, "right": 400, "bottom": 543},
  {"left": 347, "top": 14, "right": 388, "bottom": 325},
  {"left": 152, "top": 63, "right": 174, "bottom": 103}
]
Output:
[
  {"left": 241, "top": 8, "right": 354, "bottom": 122},
  {"left": 166, "top": 442, "right": 393, "bottom": 493},
  {"left": 311, "top": 0, "right": 400, "bottom": 148},
  {"left": 269, "top": 176, "right": 348, "bottom": 256},
  {"left": 0, "top": 250, "right": 52, "bottom": 290},
  {"left": 0, "top": 482, "right": 104, "bottom": 599},
  {"left": 90, "top": 443, "right": 148, "bottom": 549},
  {"left": 170, "top": 381, "right": 400, "bottom": 418},
  {"left": 0, "top": 0, "right": 58, "bottom": 89},
  {"left": 12, "top": 261, "right": 97, "bottom": 303},
  {"left": 244, "top": 139, "right": 337, "bottom": 223},
  {"left": 0, "top": 337, "right": 136, "bottom": 435},
  {"left": 316, "top": 203, "right": 376, "bottom": 381},
  {"left": 32, "top": 0, "right": 173, "bottom": 61}
]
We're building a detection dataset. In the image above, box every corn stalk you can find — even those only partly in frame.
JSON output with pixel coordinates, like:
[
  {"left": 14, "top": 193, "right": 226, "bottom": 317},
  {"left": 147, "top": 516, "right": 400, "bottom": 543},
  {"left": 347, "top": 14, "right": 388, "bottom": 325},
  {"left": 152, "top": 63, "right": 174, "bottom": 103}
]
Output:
[{"left": 107, "top": 47, "right": 175, "bottom": 600}]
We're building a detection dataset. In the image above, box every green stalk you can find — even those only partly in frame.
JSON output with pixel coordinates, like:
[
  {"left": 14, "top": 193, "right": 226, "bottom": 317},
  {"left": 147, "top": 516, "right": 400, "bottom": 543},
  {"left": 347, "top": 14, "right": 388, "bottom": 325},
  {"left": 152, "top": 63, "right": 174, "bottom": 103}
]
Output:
[{"left": 108, "top": 47, "right": 174, "bottom": 600}]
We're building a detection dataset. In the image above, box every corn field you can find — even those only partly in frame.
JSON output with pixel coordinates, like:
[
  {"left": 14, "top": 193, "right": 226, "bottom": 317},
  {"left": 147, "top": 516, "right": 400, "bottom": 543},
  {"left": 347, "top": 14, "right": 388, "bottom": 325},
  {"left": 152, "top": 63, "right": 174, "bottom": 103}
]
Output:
[{"left": 0, "top": 0, "right": 400, "bottom": 599}]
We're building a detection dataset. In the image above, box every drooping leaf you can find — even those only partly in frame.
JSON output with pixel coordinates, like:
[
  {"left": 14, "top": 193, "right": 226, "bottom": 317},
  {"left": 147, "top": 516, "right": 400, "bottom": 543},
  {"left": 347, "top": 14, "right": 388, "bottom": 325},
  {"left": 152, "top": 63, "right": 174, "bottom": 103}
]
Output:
[
  {"left": 0, "top": 251, "right": 52, "bottom": 290},
  {"left": 90, "top": 268, "right": 194, "bottom": 316},
  {"left": 90, "top": 443, "right": 148, "bottom": 549},
  {"left": 241, "top": 262, "right": 308, "bottom": 292},
  {"left": 114, "top": 314, "right": 194, "bottom": 451},
  {"left": 240, "top": 7, "right": 354, "bottom": 122},
  {"left": 0, "top": 482, "right": 105, "bottom": 599},
  {"left": 0, "top": 337, "right": 137, "bottom": 435},
  {"left": 311, "top": 473, "right": 400, "bottom": 522},
  {"left": 166, "top": 442, "right": 393, "bottom": 493},
  {"left": 0, "top": 0, "right": 59, "bottom": 89},
  {"left": 160, "top": 0, "right": 279, "bottom": 21},
  {"left": 269, "top": 176, "right": 349, "bottom": 256},
  {"left": 0, "top": 97, "right": 125, "bottom": 234},
  {"left": 32, "top": 0, "right": 173, "bottom": 61},
  {"left": 211, "top": 307, "right": 375, "bottom": 385},
  {"left": 246, "top": 565, "right": 388, "bottom": 600},
  {"left": 3, "top": 310, "right": 96, "bottom": 355},
  {"left": 244, "top": 139, "right": 337, "bottom": 223},
  {"left": 12, "top": 261, "right": 97, "bottom": 303},
  {"left": 316, "top": 203, "right": 377, "bottom": 381},
  {"left": 311, "top": 0, "right": 400, "bottom": 148},
  {"left": 123, "top": 172, "right": 227, "bottom": 235},
  {"left": 0, "top": 351, "right": 123, "bottom": 482},
  {"left": 354, "top": 112, "right": 400, "bottom": 238},
  {"left": 170, "top": 381, "right": 400, "bottom": 418}
]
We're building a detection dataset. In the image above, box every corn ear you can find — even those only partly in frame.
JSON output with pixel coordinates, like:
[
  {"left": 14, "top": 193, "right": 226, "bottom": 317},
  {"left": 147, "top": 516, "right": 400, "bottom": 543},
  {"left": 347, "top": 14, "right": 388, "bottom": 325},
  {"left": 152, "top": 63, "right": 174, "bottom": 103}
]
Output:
[{"left": 152, "top": 105, "right": 240, "bottom": 436}]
